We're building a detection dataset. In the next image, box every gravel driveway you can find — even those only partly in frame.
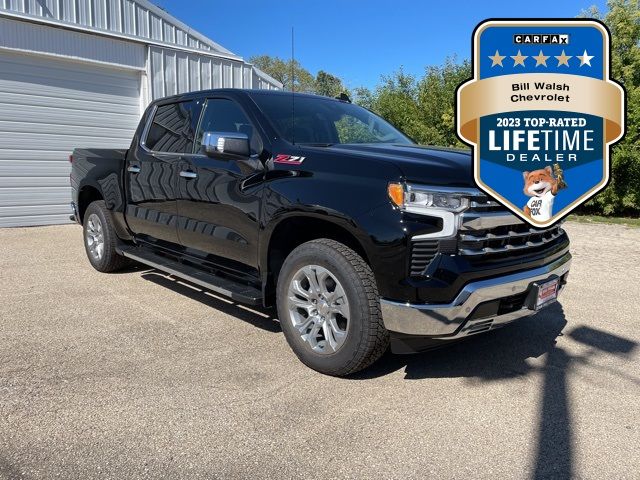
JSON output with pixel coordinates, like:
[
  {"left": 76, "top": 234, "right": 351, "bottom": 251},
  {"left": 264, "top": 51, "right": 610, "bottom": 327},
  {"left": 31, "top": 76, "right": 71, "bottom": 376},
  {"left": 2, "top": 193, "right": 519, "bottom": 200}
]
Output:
[{"left": 0, "top": 222, "right": 638, "bottom": 479}]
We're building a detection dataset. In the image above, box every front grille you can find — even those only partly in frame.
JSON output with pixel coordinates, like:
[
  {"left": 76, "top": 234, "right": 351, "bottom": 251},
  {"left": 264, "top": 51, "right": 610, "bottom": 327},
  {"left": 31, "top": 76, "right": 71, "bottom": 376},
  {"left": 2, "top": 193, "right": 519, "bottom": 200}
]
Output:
[
  {"left": 458, "top": 223, "right": 565, "bottom": 256},
  {"left": 408, "top": 192, "right": 568, "bottom": 275},
  {"left": 458, "top": 193, "right": 566, "bottom": 259}
]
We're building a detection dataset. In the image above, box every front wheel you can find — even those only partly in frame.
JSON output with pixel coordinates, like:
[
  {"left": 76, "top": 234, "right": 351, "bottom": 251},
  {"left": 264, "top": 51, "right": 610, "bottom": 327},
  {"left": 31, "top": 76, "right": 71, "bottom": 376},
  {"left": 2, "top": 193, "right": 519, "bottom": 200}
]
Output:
[{"left": 276, "top": 239, "right": 389, "bottom": 376}]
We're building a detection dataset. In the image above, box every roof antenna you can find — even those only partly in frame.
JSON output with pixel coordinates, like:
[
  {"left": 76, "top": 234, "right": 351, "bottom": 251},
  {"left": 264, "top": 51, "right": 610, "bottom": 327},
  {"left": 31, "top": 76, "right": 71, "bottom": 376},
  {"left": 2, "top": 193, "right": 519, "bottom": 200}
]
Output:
[{"left": 291, "top": 26, "right": 295, "bottom": 145}]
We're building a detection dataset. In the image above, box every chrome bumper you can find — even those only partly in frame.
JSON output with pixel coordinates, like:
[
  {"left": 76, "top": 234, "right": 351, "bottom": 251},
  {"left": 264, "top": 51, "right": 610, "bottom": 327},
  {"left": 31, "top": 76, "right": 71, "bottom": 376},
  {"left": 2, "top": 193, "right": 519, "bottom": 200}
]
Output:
[{"left": 381, "top": 253, "right": 571, "bottom": 338}]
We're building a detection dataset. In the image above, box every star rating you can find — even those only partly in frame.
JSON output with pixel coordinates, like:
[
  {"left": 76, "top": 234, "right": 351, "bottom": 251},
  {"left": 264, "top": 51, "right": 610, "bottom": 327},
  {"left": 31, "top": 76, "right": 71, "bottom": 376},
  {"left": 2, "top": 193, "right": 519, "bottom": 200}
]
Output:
[
  {"left": 533, "top": 50, "right": 550, "bottom": 67},
  {"left": 511, "top": 50, "right": 527, "bottom": 67},
  {"left": 555, "top": 50, "right": 572, "bottom": 67},
  {"left": 486, "top": 49, "right": 594, "bottom": 68},
  {"left": 577, "top": 49, "right": 594, "bottom": 66},
  {"left": 488, "top": 50, "right": 506, "bottom": 67}
]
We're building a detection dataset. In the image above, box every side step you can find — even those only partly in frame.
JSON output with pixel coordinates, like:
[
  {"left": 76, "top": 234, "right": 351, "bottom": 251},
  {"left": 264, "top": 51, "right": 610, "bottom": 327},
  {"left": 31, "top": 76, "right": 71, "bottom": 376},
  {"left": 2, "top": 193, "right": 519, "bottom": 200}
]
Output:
[{"left": 118, "top": 245, "right": 263, "bottom": 306}]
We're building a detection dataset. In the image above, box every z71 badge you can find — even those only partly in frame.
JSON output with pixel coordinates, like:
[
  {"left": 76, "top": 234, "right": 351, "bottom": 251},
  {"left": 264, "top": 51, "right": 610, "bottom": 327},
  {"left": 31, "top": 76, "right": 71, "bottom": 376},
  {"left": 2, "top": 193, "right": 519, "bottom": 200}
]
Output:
[
  {"left": 457, "top": 19, "right": 625, "bottom": 227},
  {"left": 274, "top": 154, "right": 305, "bottom": 165}
]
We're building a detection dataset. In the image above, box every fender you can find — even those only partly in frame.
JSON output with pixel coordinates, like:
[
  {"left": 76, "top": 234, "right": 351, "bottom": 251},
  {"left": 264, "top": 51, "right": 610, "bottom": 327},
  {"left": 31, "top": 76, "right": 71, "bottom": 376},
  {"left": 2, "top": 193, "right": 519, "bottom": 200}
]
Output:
[{"left": 72, "top": 148, "right": 132, "bottom": 240}]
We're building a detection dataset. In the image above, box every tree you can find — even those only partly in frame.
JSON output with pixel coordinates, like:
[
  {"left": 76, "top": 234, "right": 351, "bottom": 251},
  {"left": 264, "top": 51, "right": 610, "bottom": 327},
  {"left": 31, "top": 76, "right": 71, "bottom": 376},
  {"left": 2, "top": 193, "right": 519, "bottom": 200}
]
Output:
[
  {"left": 315, "top": 71, "right": 346, "bottom": 97},
  {"left": 581, "top": 0, "right": 640, "bottom": 215},
  {"left": 354, "top": 60, "right": 470, "bottom": 147},
  {"left": 369, "top": 69, "right": 430, "bottom": 143},
  {"left": 352, "top": 86, "right": 375, "bottom": 110},
  {"left": 249, "top": 55, "right": 316, "bottom": 92},
  {"left": 417, "top": 58, "right": 471, "bottom": 146},
  {"left": 250, "top": 55, "right": 349, "bottom": 97}
]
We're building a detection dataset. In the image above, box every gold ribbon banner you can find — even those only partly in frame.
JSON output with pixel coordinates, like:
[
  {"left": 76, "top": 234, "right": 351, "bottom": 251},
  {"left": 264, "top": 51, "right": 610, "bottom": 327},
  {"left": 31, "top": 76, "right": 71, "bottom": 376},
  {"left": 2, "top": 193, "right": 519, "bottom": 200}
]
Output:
[{"left": 459, "top": 73, "right": 623, "bottom": 144}]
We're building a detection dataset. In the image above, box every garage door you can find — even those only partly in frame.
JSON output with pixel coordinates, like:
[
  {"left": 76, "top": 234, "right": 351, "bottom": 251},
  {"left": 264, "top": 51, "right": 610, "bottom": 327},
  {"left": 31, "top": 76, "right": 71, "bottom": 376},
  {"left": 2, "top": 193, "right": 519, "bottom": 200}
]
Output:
[{"left": 0, "top": 50, "right": 142, "bottom": 227}]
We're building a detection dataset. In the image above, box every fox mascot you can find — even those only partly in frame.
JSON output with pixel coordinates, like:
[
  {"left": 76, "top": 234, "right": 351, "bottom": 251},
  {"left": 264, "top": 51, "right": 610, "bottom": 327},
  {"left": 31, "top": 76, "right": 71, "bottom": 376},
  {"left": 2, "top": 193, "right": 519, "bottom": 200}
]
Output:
[{"left": 522, "top": 165, "right": 567, "bottom": 222}]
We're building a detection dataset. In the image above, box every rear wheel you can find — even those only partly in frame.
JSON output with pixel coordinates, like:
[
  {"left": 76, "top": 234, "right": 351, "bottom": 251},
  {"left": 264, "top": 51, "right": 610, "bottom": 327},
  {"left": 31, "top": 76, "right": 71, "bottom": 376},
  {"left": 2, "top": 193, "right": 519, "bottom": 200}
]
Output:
[
  {"left": 276, "top": 239, "right": 389, "bottom": 376},
  {"left": 83, "top": 200, "right": 130, "bottom": 272}
]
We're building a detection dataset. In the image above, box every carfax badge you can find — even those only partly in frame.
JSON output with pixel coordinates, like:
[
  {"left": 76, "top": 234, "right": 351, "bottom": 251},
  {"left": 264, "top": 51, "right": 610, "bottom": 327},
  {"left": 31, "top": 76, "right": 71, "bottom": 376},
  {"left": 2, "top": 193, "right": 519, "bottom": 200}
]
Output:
[{"left": 457, "top": 20, "right": 625, "bottom": 227}]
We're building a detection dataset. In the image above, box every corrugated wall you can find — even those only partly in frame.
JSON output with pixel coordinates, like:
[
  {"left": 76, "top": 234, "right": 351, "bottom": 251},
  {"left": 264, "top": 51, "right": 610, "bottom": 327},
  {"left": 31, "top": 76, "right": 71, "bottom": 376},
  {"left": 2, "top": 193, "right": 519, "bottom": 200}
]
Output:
[
  {"left": 0, "top": 0, "right": 232, "bottom": 55},
  {"left": 0, "top": 0, "right": 282, "bottom": 91},
  {"left": 0, "top": 49, "right": 143, "bottom": 227},
  {"left": 0, "top": 16, "right": 145, "bottom": 70},
  {"left": 149, "top": 47, "right": 279, "bottom": 100}
]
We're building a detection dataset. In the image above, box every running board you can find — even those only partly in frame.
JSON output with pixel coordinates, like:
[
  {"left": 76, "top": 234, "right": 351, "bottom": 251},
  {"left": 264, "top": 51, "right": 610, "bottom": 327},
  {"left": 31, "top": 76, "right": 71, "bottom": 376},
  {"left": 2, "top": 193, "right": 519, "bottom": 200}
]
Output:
[{"left": 118, "top": 245, "right": 263, "bottom": 306}]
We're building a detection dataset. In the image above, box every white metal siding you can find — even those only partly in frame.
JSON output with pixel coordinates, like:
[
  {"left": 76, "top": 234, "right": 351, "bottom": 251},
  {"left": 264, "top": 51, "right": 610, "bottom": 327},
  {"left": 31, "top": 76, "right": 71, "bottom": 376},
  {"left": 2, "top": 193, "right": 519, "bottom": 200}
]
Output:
[
  {"left": 0, "top": 1, "right": 281, "bottom": 228},
  {"left": 0, "top": 1, "right": 282, "bottom": 90},
  {"left": 0, "top": 16, "right": 145, "bottom": 70},
  {"left": 0, "top": 0, "right": 232, "bottom": 55},
  {"left": 0, "top": 50, "right": 141, "bottom": 227},
  {"left": 149, "top": 46, "right": 266, "bottom": 100},
  {"left": 252, "top": 69, "right": 279, "bottom": 91}
]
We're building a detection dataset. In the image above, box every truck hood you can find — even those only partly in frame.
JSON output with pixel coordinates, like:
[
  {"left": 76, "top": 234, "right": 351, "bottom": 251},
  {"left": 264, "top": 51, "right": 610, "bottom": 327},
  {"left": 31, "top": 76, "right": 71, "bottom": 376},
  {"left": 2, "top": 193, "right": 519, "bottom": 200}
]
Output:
[{"left": 320, "top": 143, "right": 474, "bottom": 188}]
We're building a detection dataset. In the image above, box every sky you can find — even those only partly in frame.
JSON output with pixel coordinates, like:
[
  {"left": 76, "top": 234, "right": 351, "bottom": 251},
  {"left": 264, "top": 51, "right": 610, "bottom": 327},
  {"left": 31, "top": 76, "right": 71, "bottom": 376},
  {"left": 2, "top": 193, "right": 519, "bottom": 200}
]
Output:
[{"left": 153, "top": 0, "right": 608, "bottom": 89}]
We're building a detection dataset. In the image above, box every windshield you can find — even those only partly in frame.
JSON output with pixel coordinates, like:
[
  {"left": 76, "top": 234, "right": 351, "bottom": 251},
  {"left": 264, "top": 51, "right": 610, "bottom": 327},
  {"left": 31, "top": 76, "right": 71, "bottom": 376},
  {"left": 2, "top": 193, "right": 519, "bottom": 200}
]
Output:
[{"left": 250, "top": 93, "right": 413, "bottom": 146}]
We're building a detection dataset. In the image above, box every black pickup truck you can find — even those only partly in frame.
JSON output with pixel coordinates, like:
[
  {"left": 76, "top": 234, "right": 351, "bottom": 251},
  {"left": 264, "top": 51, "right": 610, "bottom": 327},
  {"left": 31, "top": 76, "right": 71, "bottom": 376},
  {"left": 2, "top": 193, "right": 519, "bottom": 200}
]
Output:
[{"left": 70, "top": 89, "right": 571, "bottom": 376}]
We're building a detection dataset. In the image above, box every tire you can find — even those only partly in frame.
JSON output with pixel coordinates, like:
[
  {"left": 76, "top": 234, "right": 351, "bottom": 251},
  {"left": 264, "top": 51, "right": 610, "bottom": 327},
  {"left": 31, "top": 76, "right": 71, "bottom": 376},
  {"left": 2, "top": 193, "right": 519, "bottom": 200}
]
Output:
[
  {"left": 82, "top": 200, "right": 130, "bottom": 273},
  {"left": 276, "top": 239, "right": 389, "bottom": 376}
]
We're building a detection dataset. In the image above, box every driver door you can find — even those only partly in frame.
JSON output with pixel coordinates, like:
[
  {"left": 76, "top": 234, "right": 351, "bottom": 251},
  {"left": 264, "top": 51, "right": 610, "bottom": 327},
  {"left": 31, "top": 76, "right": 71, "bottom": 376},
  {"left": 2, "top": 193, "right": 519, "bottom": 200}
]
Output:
[{"left": 176, "top": 97, "right": 265, "bottom": 273}]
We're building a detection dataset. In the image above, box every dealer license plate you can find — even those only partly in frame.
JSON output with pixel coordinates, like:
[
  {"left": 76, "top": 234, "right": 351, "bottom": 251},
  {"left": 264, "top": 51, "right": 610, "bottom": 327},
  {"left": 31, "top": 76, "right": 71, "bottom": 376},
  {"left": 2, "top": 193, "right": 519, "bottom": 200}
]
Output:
[{"left": 534, "top": 278, "right": 559, "bottom": 310}]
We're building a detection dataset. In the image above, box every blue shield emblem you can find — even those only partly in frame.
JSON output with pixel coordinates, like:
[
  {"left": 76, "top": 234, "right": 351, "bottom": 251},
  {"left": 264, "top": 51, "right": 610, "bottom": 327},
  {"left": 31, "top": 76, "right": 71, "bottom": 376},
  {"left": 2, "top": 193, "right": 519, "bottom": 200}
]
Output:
[{"left": 457, "top": 20, "right": 625, "bottom": 227}]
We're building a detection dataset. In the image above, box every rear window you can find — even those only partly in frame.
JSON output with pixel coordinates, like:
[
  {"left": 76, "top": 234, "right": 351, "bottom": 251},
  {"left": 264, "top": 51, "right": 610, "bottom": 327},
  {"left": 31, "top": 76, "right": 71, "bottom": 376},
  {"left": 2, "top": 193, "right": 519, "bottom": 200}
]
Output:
[{"left": 145, "top": 100, "right": 202, "bottom": 153}]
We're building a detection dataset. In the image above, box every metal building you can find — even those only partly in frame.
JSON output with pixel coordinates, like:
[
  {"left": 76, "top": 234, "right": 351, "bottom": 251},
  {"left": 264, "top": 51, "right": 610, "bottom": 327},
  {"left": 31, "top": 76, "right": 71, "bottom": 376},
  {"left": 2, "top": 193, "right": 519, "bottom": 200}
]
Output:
[{"left": 0, "top": 0, "right": 281, "bottom": 227}]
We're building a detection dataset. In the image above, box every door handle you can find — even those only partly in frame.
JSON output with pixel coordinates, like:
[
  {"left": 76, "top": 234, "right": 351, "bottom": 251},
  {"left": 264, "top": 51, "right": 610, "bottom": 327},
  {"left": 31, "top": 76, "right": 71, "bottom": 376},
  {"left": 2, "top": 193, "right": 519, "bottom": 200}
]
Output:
[
  {"left": 127, "top": 165, "right": 141, "bottom": 173},
  {"left": 179, "top": 170, "right": 198, "bottom": 179}
]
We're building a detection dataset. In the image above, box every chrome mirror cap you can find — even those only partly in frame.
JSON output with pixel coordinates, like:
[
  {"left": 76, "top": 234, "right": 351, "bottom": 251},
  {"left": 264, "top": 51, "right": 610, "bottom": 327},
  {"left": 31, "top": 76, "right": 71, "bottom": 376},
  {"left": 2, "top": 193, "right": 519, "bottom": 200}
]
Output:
[{"left": 202, "top": 131, "right": 250, "bottom": 157}]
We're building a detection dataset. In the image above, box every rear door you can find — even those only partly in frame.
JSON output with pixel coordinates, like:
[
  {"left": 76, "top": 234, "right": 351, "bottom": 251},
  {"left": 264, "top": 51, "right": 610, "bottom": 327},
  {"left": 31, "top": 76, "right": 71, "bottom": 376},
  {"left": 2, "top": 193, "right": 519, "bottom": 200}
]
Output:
[
  {"left": 175, "top": 97, "right": 265, "bottom": 273},
  {"left": 125, "top": 99, "right": 203, "bottom": 247}
]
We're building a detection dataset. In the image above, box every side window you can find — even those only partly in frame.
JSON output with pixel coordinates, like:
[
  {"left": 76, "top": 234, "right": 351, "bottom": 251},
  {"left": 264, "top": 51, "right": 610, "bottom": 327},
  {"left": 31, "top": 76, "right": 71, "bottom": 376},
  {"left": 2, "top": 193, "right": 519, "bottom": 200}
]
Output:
[
  {"left": 144, "top": 100, "right": 202, "bottom": 153},
  {"left": 196, "top": 98, "right": 263, "bottom": 155}
]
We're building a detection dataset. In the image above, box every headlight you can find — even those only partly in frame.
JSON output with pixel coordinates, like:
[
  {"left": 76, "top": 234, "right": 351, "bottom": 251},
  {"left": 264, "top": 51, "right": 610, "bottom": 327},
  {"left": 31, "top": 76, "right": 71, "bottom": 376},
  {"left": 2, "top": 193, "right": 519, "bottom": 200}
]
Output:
[{"left": 388, "top": 183, "right": 471, "bottom": 213}]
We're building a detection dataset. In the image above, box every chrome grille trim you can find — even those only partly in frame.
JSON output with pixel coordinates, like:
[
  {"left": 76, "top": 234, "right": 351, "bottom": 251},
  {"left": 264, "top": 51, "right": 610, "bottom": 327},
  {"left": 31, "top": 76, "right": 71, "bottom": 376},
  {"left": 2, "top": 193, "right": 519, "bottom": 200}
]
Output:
[
  {"left": 470, "top": 199, "right": 501, "bottom": 208},
  {"left": 460, "top": 211, "right": 524, "bottom": 230},
  {"left": 457, "top": 194, "right": 565, "bottom": 257},
  {"left": 459, "top": 227, "right": 564, "bottom": 256},
  {"left": 459, "top": 226, "right": 556, "bottom": 242}
]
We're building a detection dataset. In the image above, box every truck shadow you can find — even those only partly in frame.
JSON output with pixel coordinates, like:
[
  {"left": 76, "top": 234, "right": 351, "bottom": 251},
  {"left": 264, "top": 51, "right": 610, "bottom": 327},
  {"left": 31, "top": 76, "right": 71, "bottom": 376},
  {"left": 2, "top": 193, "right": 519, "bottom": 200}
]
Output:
[
  {"left": 140, "top": 271, "right": 281, "bottom": 333},
  {"left": 358, "top": 303, "right": 570, "bottom": 381},
  {"left": 0, "top": 455, "right": 22, "bottom": 480}
]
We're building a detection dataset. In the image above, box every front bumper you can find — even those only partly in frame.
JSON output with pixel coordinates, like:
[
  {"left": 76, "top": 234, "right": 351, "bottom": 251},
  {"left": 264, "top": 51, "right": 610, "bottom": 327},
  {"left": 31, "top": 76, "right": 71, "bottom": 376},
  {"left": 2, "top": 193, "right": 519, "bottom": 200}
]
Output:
[{"left": 381, "top": 252, "right": 571, "bottom": 339}]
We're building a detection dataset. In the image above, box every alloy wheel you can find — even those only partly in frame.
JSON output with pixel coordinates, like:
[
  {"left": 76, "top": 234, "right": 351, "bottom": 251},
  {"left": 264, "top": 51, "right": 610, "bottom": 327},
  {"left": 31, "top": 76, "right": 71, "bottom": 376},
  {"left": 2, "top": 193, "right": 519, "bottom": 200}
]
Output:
[
  {"left": 85, "top": 213, "right": 105, "bottom": 261},
  {"left": 287, "top": 265, "right": 350, "bottom": 354}
]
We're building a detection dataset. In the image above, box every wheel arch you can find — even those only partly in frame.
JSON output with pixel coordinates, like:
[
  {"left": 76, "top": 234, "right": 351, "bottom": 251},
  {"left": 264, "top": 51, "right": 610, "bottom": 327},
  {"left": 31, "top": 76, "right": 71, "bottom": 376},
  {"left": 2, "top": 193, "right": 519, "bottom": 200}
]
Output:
[
  {"left": 77, "top": 184, "right": 104, "bottom": 223},
  {"left": 261, "top": 213, "right": 372, "bottom": 307}
]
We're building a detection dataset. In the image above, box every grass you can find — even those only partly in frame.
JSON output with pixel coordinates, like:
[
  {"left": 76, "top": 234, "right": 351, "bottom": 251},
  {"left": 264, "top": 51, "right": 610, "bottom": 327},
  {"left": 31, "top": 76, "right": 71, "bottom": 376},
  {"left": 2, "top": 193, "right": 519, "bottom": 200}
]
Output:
[{"left": 567, "top": 214, "right": 640, "bottom": 228}]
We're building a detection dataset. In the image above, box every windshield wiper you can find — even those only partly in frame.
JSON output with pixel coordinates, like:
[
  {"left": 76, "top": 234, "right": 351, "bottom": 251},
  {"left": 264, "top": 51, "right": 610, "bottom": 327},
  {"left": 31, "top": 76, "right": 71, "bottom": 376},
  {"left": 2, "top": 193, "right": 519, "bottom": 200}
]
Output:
[{"left": 296, "top": 142, "right": 334, "bottom": 147}]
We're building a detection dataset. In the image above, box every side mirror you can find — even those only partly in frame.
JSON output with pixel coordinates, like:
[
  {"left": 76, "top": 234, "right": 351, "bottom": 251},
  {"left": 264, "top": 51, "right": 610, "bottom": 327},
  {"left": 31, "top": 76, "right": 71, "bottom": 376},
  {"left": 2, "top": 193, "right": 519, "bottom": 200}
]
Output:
[{"left": 202, "top": 131, "right": 250, "bottom": 158}]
